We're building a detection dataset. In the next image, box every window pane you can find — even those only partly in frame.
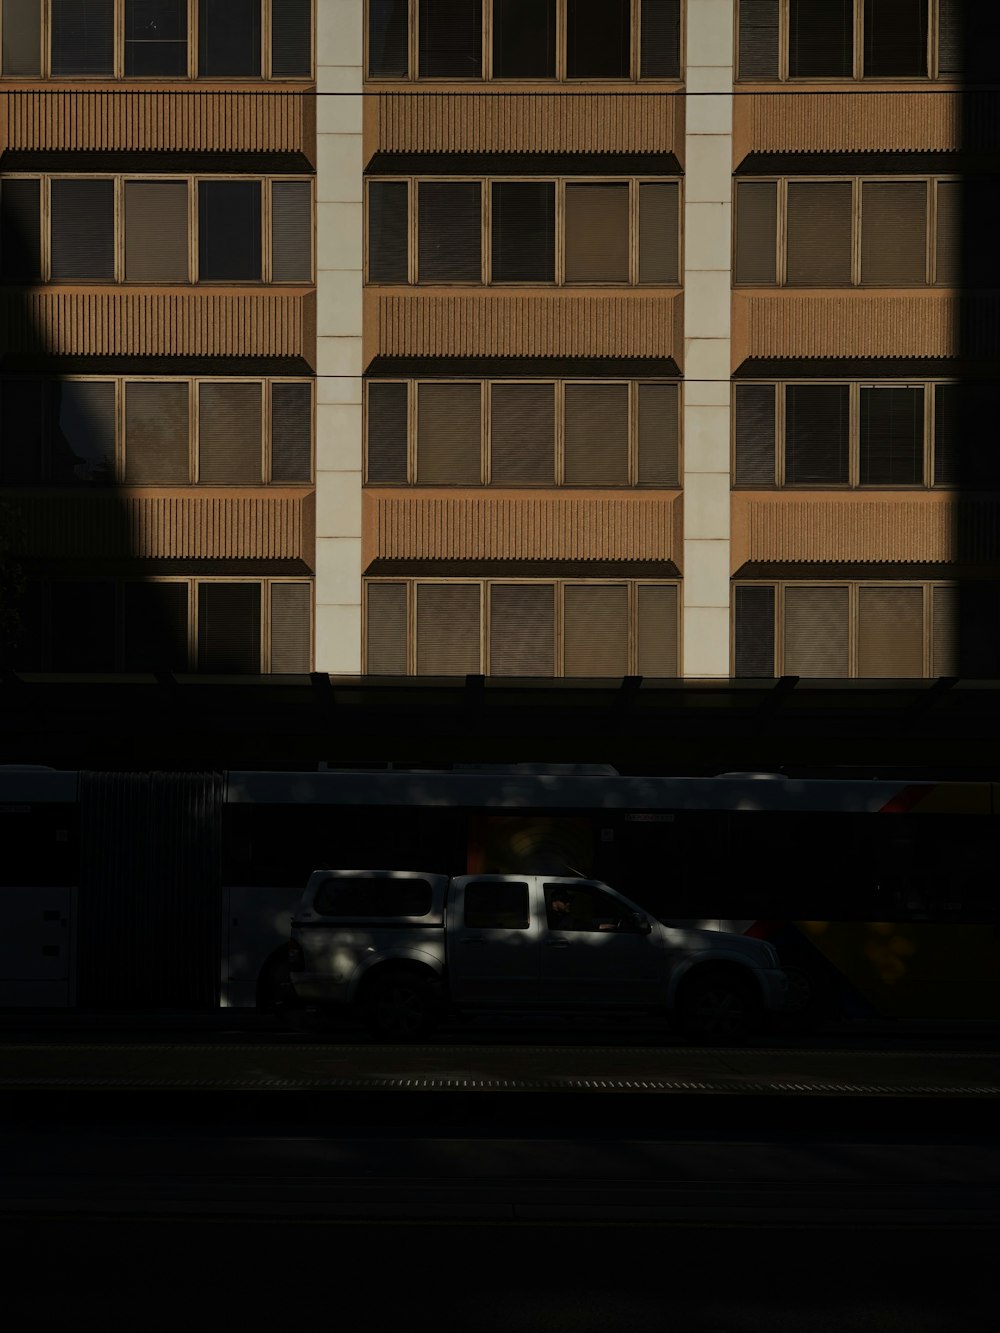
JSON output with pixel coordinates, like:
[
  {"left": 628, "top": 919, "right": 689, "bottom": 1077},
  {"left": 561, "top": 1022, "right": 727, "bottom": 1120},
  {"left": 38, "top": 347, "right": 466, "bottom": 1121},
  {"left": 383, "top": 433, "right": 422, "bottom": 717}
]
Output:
[
  {"left": 636, "top": 584, "right": 678, "bottom": 676},
  {"left": 125, "top": 381, "right": 189, "bottom": 484},
  {"left": 489, "top": 584, "right": 554, "bottom": 676},
  {"left": 125, "top": 0, "right": 188, "bottom": 76},
  {"left": 565, "top": 184, "right": 628, "bottom": 283},
  {"left": 48, "top": 381, "right": 115, "bottom": 485},
  {"left": 366, "top": 381, "right": 409, "bottom": 483},
  {"left": 858, "top": 587, "right": 923, "bottom": 676},
  {"left": 51, "top": 0, "right": 113, "bottom": 75},
  {"left": 416, "top": 382, "right": 481, "bottom": 484},
  {"left": 786, "top": 182, "right": 852, "bottom": 286},
  {"left": 785, "top": 385, "right": 849, "bottom": 485},
  {"left": 638, "top": 182, "right": 678, "bottom": 284},
  {"left": 935, "top": 384, "right": 1000, "bottom": 489},
  {"left": 738, "top": 0, "right": 779, "bottom": 79},
  {"left": 418, "top": 181, "right": 481, "bottom": 282},
  {"left": 491, "top": 182, "right": 554, "bottom": 282},
  {"left": 735, "top": 181, "right": 777, "bottom": 284},
  {"left": 1, "top": 178, "right": 41, "bottom": 283},
  {"left": 198, "top": 382, "right": 262, "bottom": 484},
  {"left": 198, "top": 181, "right": 261, "bottom": 281},
  {"left": 935, "top": 180, "right": 961, "bottom": 286},
  {"left": 416, "top": 583, "right": 481, "bottom": 675},
  {"left": 464, "top": 881, "right": 529, "bottom": 929},
  {"left": 271, "top": 382, "right": 312, "bottom": 483},
  {"left": 368, "top": 180, "right": 409, "bottom": 283},
  {"left": 735, "top": 585, "right": 775, "bottom": 677},
  {"left": 490, "top": 382, "right": 554, "bottom": 485},
  {"left": 271, "top": 0, "right": 311, "bottom": 77},
  {"left": 567, "top": 0, "right": 630, "bottom": 78},
  {"left": 564, "top": 585, "right": 629, "bottom": 676},
  {"left": 2, "top": 0, "right": 41, "bottom": 75},
  {"left": 493, "top": 0, "right": 555, "bottom": 77},
  {"left": 50, "top": 179, "right": 115, "bottom": 282},
  {"left": 50, "top": 583, "right": 115, "bottom": 672},
  {"left": 0, "top": 379, "right": 44, "bottom": 484},
  {"left": 198, "top": 0, "right": 260, "bottom": 76},
  {"left": 734, "top": 383, "right": 776, "bottom": 486},
  {"left": 369, "top": 0, "right": 409, "bottom": 76},
  {"left": 864, "top": 0, "right": 928, "bottom": 77},
  {"left": 316, "top": 875, "right": 434, "bottom": 917},
  {"left": 788, "top": 0, "right": 852, "bottom": 77},
  {"left": 269, "top": 583, "right": 311, "bottom": 673},
  {"left": 860, "top": 386, "right": 924, "bottom": 485},
  {"left": 367, "top": 582, "right": 408, "bottom": 673},
  {"left": 861, "top": 181, "right": 927, "bottom": 286},
  {"left": 564, "top": 383, "right": 629, "bottom": 485},
  {"left": 636, "top": 382, "right": 679, "bottom": 487},
  {"left": 122, "top": 582, "right": 189, "bottom": 672},
  {"left": 783, "top": 586, "right": 849, "bottom": 677},
  {"left": 418, "top": 0, "right": 482, "bottom": 77},
  {"left": 198, "top": 583, "right": 261, "bottom": 673},
  {"left": 125, "top": 181, "right": 188, "bottom": 282},
  {"left": 641, "top": 0, "right": 680, "bottom": 78},
  {"left": 271, "top": 181, "right": 312, "bottom": 282}
]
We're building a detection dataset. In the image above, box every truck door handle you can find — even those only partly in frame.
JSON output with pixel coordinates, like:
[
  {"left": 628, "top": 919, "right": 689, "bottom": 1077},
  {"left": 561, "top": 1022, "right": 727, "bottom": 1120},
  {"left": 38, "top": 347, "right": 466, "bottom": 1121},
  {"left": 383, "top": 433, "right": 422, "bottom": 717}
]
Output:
[{"left": 544, "top": 940, "right": 568, "bottom": 948}]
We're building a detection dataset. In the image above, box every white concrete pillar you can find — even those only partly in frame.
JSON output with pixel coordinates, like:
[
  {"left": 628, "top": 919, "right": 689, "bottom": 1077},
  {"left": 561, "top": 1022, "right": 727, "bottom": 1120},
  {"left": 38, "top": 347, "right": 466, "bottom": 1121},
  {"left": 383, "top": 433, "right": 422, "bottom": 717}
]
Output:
[
  {"left": 314, "top": 0, "right": 364, "bottom": 673},
  {"left": 682, "top": 0, "right": 734, "bottom": 678}
]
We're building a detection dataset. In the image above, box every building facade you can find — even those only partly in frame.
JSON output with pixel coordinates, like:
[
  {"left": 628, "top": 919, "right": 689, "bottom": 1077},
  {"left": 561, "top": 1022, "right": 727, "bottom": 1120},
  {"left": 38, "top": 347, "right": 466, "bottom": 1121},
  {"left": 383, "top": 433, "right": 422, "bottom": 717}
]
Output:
[{"left": 2, "top": 1, "right": 998, "bottom": 680}]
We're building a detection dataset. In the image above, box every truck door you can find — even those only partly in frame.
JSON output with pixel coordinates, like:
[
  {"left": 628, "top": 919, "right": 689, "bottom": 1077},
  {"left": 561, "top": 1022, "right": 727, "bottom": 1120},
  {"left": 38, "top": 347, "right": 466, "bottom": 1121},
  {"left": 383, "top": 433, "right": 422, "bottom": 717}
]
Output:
[
  {"left": 449, "top": 876, "right": 541, "bottom": 1007},
  {"left": 539, "top": 881, "right": 663, "bottom": 1011}
]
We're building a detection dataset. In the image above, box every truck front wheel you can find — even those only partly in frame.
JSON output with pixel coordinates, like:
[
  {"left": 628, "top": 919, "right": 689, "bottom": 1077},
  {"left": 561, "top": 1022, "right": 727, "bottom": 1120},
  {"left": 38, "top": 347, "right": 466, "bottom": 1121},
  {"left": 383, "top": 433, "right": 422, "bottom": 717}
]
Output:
[
  {"left": 677, "top": 970, "right": 762, "bottom": 1045},
  {"left": 360, "top": 971, "right": 440, "bottom": 1041}
]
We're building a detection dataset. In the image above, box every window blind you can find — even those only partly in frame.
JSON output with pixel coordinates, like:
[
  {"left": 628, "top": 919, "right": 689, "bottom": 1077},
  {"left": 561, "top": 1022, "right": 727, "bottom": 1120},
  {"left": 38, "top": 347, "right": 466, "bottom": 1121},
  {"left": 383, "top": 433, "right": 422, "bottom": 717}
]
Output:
[
  {"left": 636, "top": 382, "right": 679, "bottom": 487},
  {"left": 199, "top": 180, "right": 261, "bottom": 282},
  {"left": 735, "top": 384, "right": 776, "bottom": 486},
  {"left": 491, "top": 182, "right": 555, "bottom": 283},
  {"left": 933, "top": 382, "right": 960, "bottom": 486},
  {"left": 859, "top": 386, "right": 924, "bottom": 485},
  {"left": 125, "top": 181, "right": 188, "bottom": 283},
  {"left": 2, "top": 0, "right": 40, "bottom": 75},
  {"left": 269, "top": 583, "right": 312, "bottom": 673},
  {"left": 640, "top": 0, "right": 680, "bottom": 78},
  {"left": 271, "top": 181, "right": 312, "bottom": 283},
  {"left": 51, "top": 0, "right": 113, "bottom": 75},
  {"left": 933, "top": 583, "right": 1000, "bottom": 678},
  {"left": 786, "top": 182, "right": 852, "bottom": 286},
  {"left": 122, "top": 582, "right": 189, "bottom": 672},
  {"left": 785, "top": 385, "right": 849, "bottom": 485},
  {"left": 416, "top": 584, "right": 481, "bottom": 675},
  {"left": 861, "top": 182, "right": 927, "bottom": 286},
  {"left": 567, "top": 0, "right": 630, "bottom": 78},
  {"left": 416, "top": 383, "right": 481, "bottom": 484},
  {"left": 937, "top": 0, "right": 963, "bottom": 76},
  {"left": 735, "top": 585, "right": 776, "bottom": 677},
  {"left": 50, "top": 179, "right": 115, "bottom": 282},
  {"left": 734, "top": 182, "right": 777, "bottom": 284},
  {"left": 1, "top": 178, "right": 41, "bottom": 282},
  {"left": 366, "top": 381, "right": 409, "bottom": 483},
  {"left": 788, "top": 0, "right": 853, "bottom": 77},
  {"left": 125, "top": 0, "right": 187, "bottom": 77},
  {"left": 198, "top": 0, "right": 260, "bottom": 76},
  {"left": 48, "top": 380, "right": 115, "bottom": 486},
  {"left": 368, "top": 180, "right": 409, "bottom": 283},
  {"left": 858, "top": 586, "right": 923, "bottom": 677},
  {"left": 271, "top": 0, "right": 311, "bottom": 77},
  {"left": 935, "top": 180, "right": 961, "bottom": 286},
  {"left": 125, "top": 381, "right": 189, "bottom": 484},
  {"left": 0, "top": 379, "right": 44, "bottom": 485},
  {"left": 864, "top": 0, "right": 928, "bottom": 77},
  {"left": 783, "top": 586, "right": 849, "bottom": 677},
  {"left": 369, "top": 0, "right": 409, "bottom": 76},
  {"left": 489, "top": 584, "right": 555, "bottom": 676},
  {"left": 493, "top": 0, "right": 555, "bottom": 77},
  {"left": 564, "top": 383, "right": 629, "bottom": 486},
  {"left": 198, "top": 383, "right": 262, "bottom": 484},
  {"left": 198, "top": 583, "right": 261, "bottom": 674},
  {"left": 367, "top": 582, "right": 408, "bottom": 674},
  {"left": 418, "top": 181, "right": 482, "bottom": 282},
  {"left": 931, "top": 584, "right": 958, "bottom": 676},
  {"left": 564, "top": 184, "right": 629, "bottom": 284},
  {"left": 636, "top": 584, "right": 678, "bottom": 677},
  {"left": 564, "top": 585, "right": 629, "bottom": 677},
  {"left": 418, "top": 0, "right": 482, "bottom": 76},
  {"left": 490, "top": 382, "right": 555, "bottom": 485},
  {"left": 638, "top": 182, "right": 679, "bottom": 284},
  {"left": 271, "top": 382, "right": 312, "bottom": 483},
  {"left": 738, "top": 0, "right": 779, "bottom": 79}
]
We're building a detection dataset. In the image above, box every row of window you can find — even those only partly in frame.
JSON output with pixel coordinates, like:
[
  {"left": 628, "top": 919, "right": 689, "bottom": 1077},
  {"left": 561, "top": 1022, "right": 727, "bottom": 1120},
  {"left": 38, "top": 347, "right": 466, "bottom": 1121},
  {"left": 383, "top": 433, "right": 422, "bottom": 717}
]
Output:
[
  {"left": 734, "top": 582, "right": 1000, "bottom": 679},
  {"left": 0, "top": 0, "right": 312, "bottom": 78},
  {"left": 0, "top": 176, "right": 312, "bottom": 285},
  {"left": 738, "top": 0, "right": 979, "bottom": 81},
  {"left": 735, "top": 382, "right": 999, "bottom": 489},
  {"left": 367, "top": 178, "right": 679, "bottom": 286},
  {"left": 366, "top": 579, "right": 679, "bottom": 677},
  {"left": 735, "top": 177, "right": 972, "bottom": 288},
  {"left": 366, "top": 380, "right": 679, "bottom": 487},
  {"left": 8, "top": 578, "right": 312, "bottom": 673},
  {"left": 369, "top": 0, "right": 680, "bottom": 81},
  {"left": 0, "top": 377, "right": 313, "bottom": 485}
]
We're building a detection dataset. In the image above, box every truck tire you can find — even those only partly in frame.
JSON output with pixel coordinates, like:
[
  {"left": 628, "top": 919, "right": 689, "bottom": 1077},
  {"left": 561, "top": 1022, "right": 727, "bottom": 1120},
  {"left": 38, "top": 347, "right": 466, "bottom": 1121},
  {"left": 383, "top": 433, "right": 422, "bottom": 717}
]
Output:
[
  {"left": 360, "top": 971, "right": 439, "bottom": 1041},
  {"left": 678, "top": 969, "right": 762, "bottom": 1045}
]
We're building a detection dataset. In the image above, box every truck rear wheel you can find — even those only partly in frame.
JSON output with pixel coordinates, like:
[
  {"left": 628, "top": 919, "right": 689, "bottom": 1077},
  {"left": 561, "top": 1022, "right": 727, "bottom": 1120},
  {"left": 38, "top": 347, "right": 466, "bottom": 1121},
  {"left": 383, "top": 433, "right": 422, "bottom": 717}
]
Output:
[
  {"left": 678, "top": 970, "right": 761, "bottom": 1045},
  {"left": 360, "top": 971, "right": 439, "bottom": 1041}
]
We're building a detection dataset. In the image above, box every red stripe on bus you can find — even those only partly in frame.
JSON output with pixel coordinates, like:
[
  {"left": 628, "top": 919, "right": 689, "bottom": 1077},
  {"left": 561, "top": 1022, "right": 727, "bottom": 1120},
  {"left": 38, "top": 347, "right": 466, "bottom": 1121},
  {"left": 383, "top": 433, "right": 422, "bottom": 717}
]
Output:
[{"left": 878, "top": 785, "right": 935, "bottom": 814}]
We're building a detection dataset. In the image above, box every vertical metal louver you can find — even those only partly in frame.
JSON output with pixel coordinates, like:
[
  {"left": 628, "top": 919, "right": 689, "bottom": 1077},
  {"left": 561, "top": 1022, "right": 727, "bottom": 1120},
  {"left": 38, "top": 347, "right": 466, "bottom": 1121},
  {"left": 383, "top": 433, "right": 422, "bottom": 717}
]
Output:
[
  {"left": 491, "top": 183, "right": 555, "bottom": 283},
  {"left": 636, "top": 383, "right": 679, "bottom": 487},
  {"left": 640, "top": 0, "right": 681, "bottom": 78},
  {"left": 271, "top": 382, "right": 313, "bottom": 483},
  {"left": 366, "top": 381, "right": 409, "bottom": 483},
  {"left": 563, "top": 585, "right": 629, "bottom": 677},
  {"left": 489, "top": 584, "right": 555, "bottom": 676},
  {"left": 1, "top": 178, "right": 41, "bottom": 282},
  {"left": 734, "top": 182, "right": 777, "bottom": 285},
  {"left": 861, "top": 182, "right": 927, "bottom": 286},
  {"left": 197, "top": 583, "right": 261, "bottom": 674},
  {"left": 269, "top": 583, "right": 312, "bottom": 673},
  {"left": 271, "top": 0, "right": 312, "bottom": 76},
  {"left": 565, "top": 184, "right": 629, "bottom": 284},
  {"left": 418, "top": 181, "right": 482, "bottom": 283},
  {"left": 783, "top": 586, "right": 849, "bottom": 677},
  {"left": 198, "top": 0, "right": 260, "bottom": 76},
  {"left": 785, "top": 385, "right": 849, "bottom": 485},
  {"left": 418, "top": 0, "right": 482, "bottom": 76},
  {"left": 2, "top": 0, "right": 41, "bottom": 75},
  {"left": 51, "top": 0, "right": 113, "bottom": 74},
  {"left": 416, "top": 584, "right": 481, "bottom": 675},
  {"left": 859, "top": 386, "right": 924, "bottom": 485},
  {"left": 0, "top": 379, "right": 44, "bottom": 484},
  {"left": 48, "top": 380, "right": 116, "bottom": 486},
  {"left": 738, "top": 0, "right": 779, "bottom": 78},
  {"left": 367, "top": 582, "right": 408, "bottom": 674},
  {"left": 636, "top": 584, "right": 678, "bottom": 677},
  {"left": 125, "top": 181, "right": 189, "bottom": 283},
  {"left": 786, "top": 182, "right": 853, "bottom": 286},
  {"left": 125, "top": 382, "right": 189, "bottom": 484},
  {"left": 368, "top": 181, "right": 409, "bottom": 283},
  {"left": 858, "top": 586, "right": 924, "bottom": 677},
  {"left": 734, "top": 585, "right": 776, "bottom": 677},
  {"left": 789, "top": 0, "right": 853, "bottom": 77},
  {"left": 198, "top": 383, "right": 262, "bottom": 484},
  {"left": 735, "top": 384, "right": 776, "bottom": 486},
  {"left": 50, "top": 180, "right": 115, "bottom": 282},
  {"left": 271, "top": 181, "right": 312, "bottom": 283},
  {"left": 564, "top": 384, "right": 629, "bottom": 486},
  {"left": 369, "top": 0, "right": 409, "bottom": 76},
  {"left": 122, "top": 582, "right": 190, "bottom": 672},
  {"left": 490, "top": 383, "right": 555, "bottom": 485},
  {"left": 638, "top": 183, "right": 679, "bottom": 284},
  {"left": 934, "top": 181, "right": 961, "bottom": 286},
  {"left": 416, "top": 383, "right": 481, "bottom": 485}
]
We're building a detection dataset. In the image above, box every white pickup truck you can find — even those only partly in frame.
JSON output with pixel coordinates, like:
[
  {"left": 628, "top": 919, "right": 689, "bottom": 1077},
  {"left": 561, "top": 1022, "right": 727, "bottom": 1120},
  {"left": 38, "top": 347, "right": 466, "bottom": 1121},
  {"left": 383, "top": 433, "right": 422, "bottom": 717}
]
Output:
[{"left": 288, "top": 870, "right": 788, "bottom": 1041}]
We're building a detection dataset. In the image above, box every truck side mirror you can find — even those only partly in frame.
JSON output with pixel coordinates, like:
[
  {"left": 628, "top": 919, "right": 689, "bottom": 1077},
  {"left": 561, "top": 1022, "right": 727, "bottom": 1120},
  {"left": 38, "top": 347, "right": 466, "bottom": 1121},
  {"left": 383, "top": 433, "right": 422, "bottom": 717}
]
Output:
[{"left": 633, "top": 913, "right": 652, "bottom": 935}]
